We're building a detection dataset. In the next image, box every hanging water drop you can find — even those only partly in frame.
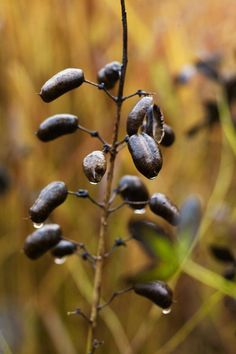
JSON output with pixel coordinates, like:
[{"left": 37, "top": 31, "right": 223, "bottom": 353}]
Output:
[
  {"left": 33, "top": 222, "right": 44, "bottom": 229},
  {"left": 149, "top": 176, "right": 157, "bottom": 180},
  {"left": 162, "top": 307, "right": 171, "bottom": 315},
  {"left": 89, "top": 181, "right": 98, "bottom": 185},
  {"left": 54, "top": 257, "right": 67, "bottom": 265},
  {"left": 134, "top": 208, "right": 146, "bottom": 215}
]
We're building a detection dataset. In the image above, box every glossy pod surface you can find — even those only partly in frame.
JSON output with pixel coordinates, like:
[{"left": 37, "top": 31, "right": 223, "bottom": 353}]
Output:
[
  {"left": 40, "top": 68, "right": 84, "bottom": 102},
  {"left": 149, "top": 193, "right": 180, "bottom": 226},
  {"left": 51, "top": 240, "right": 78, "bottom": 258},
  {"left": 127, "top": 96, "right": 153, "bottom": 136},
  {"left": 160, "top": 124, "right": 175, "bottom": 147},
  {"left": 36, "top": 114, "right": 79, "bottom": 142},
  {"left": 83, "top": 151, "right": 107, "bottom": 184},
  {"left": 127, "top": 133, "right": 162, "bottom": 179},
  {"left": 117, "top": 175, "right": 149, "bottom": 210},
  {"left": 23, "top": 224, "right": 62, "bottom": 259},
  {"left": 97, "top": 61, "right": 122, "bottom": 89},
  {"left": 133, "top": 281, "right": 173, "bottom": 309},
  {"left": 29, "top": 181, "right": 68, "bottom": 223}
]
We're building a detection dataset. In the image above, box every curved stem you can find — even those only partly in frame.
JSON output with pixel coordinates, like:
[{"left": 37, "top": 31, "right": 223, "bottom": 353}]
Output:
[{"left": 85, "top": 1, "right": 128, "bottom": 352}]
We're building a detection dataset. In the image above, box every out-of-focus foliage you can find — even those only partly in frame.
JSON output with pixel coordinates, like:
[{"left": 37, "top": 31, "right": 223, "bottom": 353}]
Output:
[{"left": 0, "top": 0, "right": 236, "bottom": 353}]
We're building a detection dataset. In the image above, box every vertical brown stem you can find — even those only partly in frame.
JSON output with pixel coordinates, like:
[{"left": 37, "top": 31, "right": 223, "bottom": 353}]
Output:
[{"left": 85, "top": 1, "right": 128, "bottom": 353}]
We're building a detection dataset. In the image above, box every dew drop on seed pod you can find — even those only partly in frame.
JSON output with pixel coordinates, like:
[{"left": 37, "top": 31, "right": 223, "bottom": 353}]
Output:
[
  {"left": 54, "top": 257, "right": 67, "bottom": 265},
  {"left": 134, "top": 208, "right": 146, "bottom": 215},
  {"left": 162, "top": 307, "right": 171, "bottom": 315},
  {"left": 33, "top": 222, "right": 44, "bottom": 229}
]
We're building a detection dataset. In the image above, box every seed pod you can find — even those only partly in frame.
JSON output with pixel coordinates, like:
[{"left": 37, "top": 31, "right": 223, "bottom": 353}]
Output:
[
  {"left": 40, "top": 68, "right": 85, "bottom": 102},
  {"left": 160, "top": 124, "right": 175, "bottom": 147},
  {"left": 133, "top": 281, "right": 173, "bottom": 309},
  {"left": 97, "top": 61, "right": 122, "bottom": 89},
  {"left": 23, "top": 224, "right": 62, "bottom": 259},
  {"left": 29, "top": 181, "right": 68, "bottom": 223},
  {"left": 210, "top": 245, "right": 235, "bottom": 263},
  {"left": 117, "top": 175, "right": 149, "bottom": 210},
  {"left": 51, "top": 240, "right": 78, "bottom": 258},
  {"left": 127, "top": 133, "right": 162, "bottom": 179},
  {"left": 36, "top": 114, "right": 79, "bottom": 142},
  {"left": 149, "top": 193, "right": 180, "bottom": 226},
  {"left": 82, "top": 151, "right": 107, "bottom": 184},
  {"left": 127, "top": 96, "right": 153, "bottom": 136}
]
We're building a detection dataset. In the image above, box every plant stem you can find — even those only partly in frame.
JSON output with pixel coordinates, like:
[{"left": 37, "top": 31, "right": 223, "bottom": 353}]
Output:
[{"left": 85, "top": 1, "right": 128, "bottom": 352}]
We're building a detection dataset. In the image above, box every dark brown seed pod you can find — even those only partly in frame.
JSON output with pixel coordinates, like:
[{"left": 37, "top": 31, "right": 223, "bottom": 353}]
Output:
[
  {"left": 40, "top": 68, "right": 84, "bottom": 102},
  {"left": 51, "top": 240, "right": 78, "bottom": 258},
  {"left": 23, "top": 224, "right": 62, "bottom": 260},
  {"left": 36, "top": 114, "right": 79, "bottom": 142},
  {"left": 127, "top": 133, "right": 162, "bottom": 179},
  {"left": 127, "top": 96, "right": 153, "bottom": 136},
  {"left": 149, "top": 193, "right": 180, "bottom": 226},
  {"left": 133, "top": 281, "right": 173, "bottom": 309},
  {"left": 117, "top": 175, "right": 149, "bottom": 210},
  {"left": 97, "top": 61, "right": 122, "bottom": 89},
  {"left": 82, "top": 151, "right": 107, "bottom": 184},
  {"left": 210, "top": 245, "right": 235, "bottom": 263},
  {"left": 29, "top": 181, "right": 68, "bottom": 223},
  {"left": 160, "top": 124, "right": 175, "bottom": 147}
]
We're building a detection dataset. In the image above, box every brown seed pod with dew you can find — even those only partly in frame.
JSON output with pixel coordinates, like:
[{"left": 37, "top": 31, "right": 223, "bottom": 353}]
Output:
[
  {"left": 126, "top": 96, "right": 153, "bottom": 136},
  {"left": 36, "top": 114, "right": 79, "bottom": 142},
  {"left": 83, "top": 151, "right": 107, "bottom": 184},
  {"left": 127, "top": 133, "right": 162, "bottom": 179},
  {"left": 40, "top": 68, "right": 84, "bottom": 102},
  {"left": 149, "top": 193, "right": 180, "bottom": 226},
  {"left": 23, "top": 224, "right": 62, "bottom": 260},
  {"left": 97, "top": 61, "right": 122, "bottom": 89},
  {"left": 29, "top": 181, "right": 68, "bottom": 223},
  {"left": 160, "top": 124, "right": 175, "bottom": 147},
  {"left": 117, "top": 175, "right": 149, "bottom": 210},
  {"left": 51, "top": 240, "right": 78, "bottom": 259},
  {"left": 133, "top": 281, "right": 173, "bottom": 309}
]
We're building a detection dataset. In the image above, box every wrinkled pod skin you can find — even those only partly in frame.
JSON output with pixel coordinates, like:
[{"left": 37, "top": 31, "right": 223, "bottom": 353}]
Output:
[
  {"left": 29, "top": 181, "right": 68, "bottom": 223},
  {"left": 97, "top": 61, "right": 122, "bottom": 89},
  {"left": 145, "top": 104, "right": 165, "bottom": 144},
  {"left": 23, "top": 224, "right": 62, "bottom": 260},
  {"left": 133, "top": 281, "right": 173, "bottom": 309},
  {"left": 149, "top": 193, "right": 180, "bottom": 226},
  {"left": 51, "top": 240, "right": 78, "bottom": 258},
  {"left": 127, "top": 133, "right": 162, "bottom": 179},
  {"left": 83, "top": 151, "right": 107, "bottom": 184},
  {"left": 126, "top": 96, "right": 153, "bottom": 136},
  {"left": 40, "top": 68, "right": 84, "bottom": 102},
  {"left": 36, "top": 114, "right": 79, "bottom": 142},
  {"left": 117, "top": 175, "right": 149, "bottom": 210}
]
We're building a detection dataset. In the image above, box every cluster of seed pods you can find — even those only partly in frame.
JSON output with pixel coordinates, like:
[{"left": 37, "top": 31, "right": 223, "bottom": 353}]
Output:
[
  {"left": 126, "top": 96, "right": 175, "bottom": 179},
  {"left": 23, "top": 61, "right": 178, "bottom": 315},
  {"left": 117, "top": 175, "right": 180, "bottom": 226}
]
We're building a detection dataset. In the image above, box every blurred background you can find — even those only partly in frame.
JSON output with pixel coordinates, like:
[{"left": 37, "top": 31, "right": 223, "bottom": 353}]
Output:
[{"left": 0, "top": 0, "right": 236, "bottom": 353}]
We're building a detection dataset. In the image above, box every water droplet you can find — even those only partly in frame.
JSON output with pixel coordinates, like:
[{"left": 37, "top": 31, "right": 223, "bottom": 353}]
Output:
[
  {"left": 134, "top": 208, "right": 146, "bottom": 215},
  {"left": 162, "top": 307, "right": 171, "bottom": 315},
  {"left": 54, "top": 257, "right": 67, "bottom": 265},
  {"left": 33, "top": 222, "right": 44, "bottom": 229},
  {"left": 149, "top": 176, "right": 157, "bottom": 180},
  {"left": 89, "top": 181, "right": 98, "bottom": 185}
]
